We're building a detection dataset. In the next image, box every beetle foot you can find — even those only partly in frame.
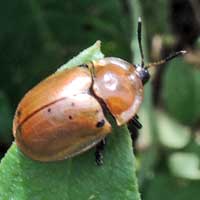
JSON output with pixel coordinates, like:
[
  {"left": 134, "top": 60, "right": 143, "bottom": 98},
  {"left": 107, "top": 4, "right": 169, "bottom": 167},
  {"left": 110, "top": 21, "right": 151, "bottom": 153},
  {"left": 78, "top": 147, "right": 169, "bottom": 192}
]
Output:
[{"left": 95, "top": 139, "right": 106, "bottom": 166}]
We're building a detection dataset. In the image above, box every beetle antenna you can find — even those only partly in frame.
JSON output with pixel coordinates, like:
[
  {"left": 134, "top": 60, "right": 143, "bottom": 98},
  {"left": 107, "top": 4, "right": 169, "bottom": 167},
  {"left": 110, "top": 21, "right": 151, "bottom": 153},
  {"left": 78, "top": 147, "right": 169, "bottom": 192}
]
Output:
[
  {"left": 137, "top": 17, "right": 145, "bottom": 68},
  {"left": 145, "top": 50, "right": 187, "bottom": 69}
]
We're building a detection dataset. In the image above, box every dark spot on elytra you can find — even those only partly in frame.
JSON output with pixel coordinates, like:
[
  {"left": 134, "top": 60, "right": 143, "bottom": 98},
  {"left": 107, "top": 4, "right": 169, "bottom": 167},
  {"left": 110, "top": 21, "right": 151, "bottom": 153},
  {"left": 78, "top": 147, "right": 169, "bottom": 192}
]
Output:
[
  {"left": 96, "top": 119, "right": 105, "bottom": 128},
  {"left": 17, "top": 110, "right": 21, "bottom": 117},
  {"left": 71, "top": 102, "right": 75, "bottom": 107},
  {"left": 48, "top": 108, "right": 51, "bottom": 113},
  {"left": 68, "top": 115, "right": 73, "bottom": 120}
]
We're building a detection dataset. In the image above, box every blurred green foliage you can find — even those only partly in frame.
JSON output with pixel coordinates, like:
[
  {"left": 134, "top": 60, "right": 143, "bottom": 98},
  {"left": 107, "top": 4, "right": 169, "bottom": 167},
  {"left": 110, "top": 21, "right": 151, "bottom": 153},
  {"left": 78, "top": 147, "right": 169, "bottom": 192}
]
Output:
[
  {"left": 144, "top": 173, "right": 200, "bottom": 200},
  {"left": 0, "top": 92, "right": 12, "bottom": 144},
  {"left": 141, "top": 0, "right": 170, "bottom": 37},
  {"left": 0, "top": 0, "right": 131, "bottom": 110},
  {"left": 0, "top": 0, "right": 200, "bottom": 199},
  {"left": 163, "top": 58, "right": 200, "bottom": 125}
]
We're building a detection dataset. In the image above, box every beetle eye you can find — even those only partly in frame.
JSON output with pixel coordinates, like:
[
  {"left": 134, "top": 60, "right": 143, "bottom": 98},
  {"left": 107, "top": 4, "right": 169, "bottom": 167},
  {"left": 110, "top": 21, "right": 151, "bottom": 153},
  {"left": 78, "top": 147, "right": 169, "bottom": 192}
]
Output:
[
  {"left": 136, "top": 67, "right": 150, "bottom": 85},
  {"left": 141, "top": 69, "right": 150, "bottom": 84}
]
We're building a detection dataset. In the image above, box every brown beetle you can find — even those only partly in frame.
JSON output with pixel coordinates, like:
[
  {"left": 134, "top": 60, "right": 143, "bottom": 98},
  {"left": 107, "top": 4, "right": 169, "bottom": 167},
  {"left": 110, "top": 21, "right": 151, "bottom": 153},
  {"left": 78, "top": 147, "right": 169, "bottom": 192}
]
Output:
[{"left": 13, "top": 18, "right": 185, "bottom": 164}]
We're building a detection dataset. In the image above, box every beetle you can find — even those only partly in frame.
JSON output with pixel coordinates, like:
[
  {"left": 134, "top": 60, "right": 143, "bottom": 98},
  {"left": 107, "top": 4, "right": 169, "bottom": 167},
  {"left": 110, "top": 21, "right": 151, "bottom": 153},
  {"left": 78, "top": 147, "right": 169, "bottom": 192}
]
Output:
[{"left": 13, "top": 18, "right": 186, "bottom": 164}]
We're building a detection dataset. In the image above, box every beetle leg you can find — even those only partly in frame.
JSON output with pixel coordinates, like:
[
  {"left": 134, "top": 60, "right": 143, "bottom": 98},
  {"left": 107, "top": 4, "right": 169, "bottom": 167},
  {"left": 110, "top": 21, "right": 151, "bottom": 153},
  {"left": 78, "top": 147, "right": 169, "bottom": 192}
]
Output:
[
  {"left": 135, "top": 114, "right": 139, "bottom": 119},
  {"left": 95, "top": 138, "right": 106, "bottom": 165},
  {"left": 131, "top": 115, "right": 142, "bottom": 129},
  {"left": 128, "top": 115, "right": 142, "bottom": 142}
]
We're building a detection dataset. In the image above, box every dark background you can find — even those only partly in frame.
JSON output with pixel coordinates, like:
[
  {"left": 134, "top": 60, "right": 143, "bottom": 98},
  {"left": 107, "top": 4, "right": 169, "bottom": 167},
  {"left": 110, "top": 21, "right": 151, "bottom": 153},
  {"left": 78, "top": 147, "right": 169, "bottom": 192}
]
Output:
[{"left": 0, "top": 0, "right": 200, "bottom": 199}]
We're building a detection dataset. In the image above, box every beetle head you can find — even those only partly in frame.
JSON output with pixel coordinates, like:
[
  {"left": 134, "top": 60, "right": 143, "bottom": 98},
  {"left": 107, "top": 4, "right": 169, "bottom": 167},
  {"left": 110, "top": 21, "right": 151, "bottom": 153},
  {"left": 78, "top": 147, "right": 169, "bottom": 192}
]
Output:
[{"left": 135, "top": 65, "right": 150, "bottom": 84}]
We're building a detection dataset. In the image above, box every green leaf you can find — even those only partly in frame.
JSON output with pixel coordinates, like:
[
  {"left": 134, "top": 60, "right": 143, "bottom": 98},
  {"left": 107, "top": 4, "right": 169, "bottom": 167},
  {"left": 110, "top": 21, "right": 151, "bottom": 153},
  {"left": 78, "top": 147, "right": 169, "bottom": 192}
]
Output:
[
  {"left": 57, "top": 41, "right": 104, "bottom": 72},
  {"left": 0, "top": 42, "right": 140, "bottom": 200},
  {"left": 168, "top": 152, "right": 200, "bottom": 180},
  {"left": 155, "top": 110, "right": 190, "bottom": 149}
]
